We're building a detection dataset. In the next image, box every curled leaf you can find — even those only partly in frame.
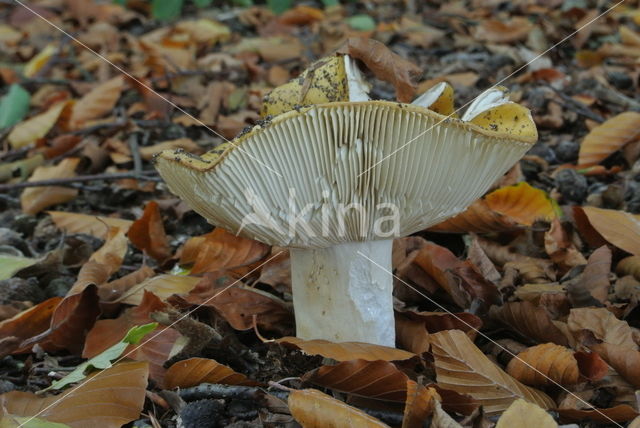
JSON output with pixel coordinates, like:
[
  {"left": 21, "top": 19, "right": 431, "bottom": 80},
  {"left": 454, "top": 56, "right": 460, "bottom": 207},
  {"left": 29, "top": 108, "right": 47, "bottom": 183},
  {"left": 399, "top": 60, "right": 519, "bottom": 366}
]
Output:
[
  {"left": 506, "top": 343, "right": 579, "bottom": 386},
  {"left": 581, "top": 206, "right": 640, "bottom": 256},
  {"left": 578, "top": 112, "right": 640, "bottom": 167},
  {"left": 165, "top": 357, "right": 258, "bottom": 389}
]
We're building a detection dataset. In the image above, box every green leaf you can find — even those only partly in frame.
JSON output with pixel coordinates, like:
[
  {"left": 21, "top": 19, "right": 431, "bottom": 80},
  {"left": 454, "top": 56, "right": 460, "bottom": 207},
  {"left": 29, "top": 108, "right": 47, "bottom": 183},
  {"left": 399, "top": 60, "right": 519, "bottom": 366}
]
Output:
[
  {"left": 40, "top": 323, "right": 158, "bottom": 393},
  {"left": 152, "top": 0, "right": 183, "bottom": 21},
  {"left": 232, "top": 0, "right": 253, "bottom": 6},
  {"left": 0, "top": 416, "right": 71, "bottom": 428},
  {"left": 267, "top": 0, "right": 292, "bottom": 15},
  {"left": 0, "top": 255, "right": 38, "bottom": 280},
  {"left": 321, "top": 0, "right": 339, "bottom": 6},
  {"left": 112, "top": 0, "right": 126, "bottom": 5},
  {"left": 346, "top": 14, "right": 376, "bottom": 31},
  {"left": 194, "top": 0, "right": 213, "bottom": 6},
  {"left": 0, "top": 85, "right": 30, "bottom": 129}
]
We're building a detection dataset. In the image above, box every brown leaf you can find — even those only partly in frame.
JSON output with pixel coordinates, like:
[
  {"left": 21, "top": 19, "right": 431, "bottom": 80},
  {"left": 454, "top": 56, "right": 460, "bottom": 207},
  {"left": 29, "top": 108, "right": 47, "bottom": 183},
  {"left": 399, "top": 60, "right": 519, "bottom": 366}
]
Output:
[
  {"left": 288, "top": 388, "right": 391, "bottom": 428},
  {"left": 474, "top": 18, "right": 534, "bottom": 43},
  {"left": 428, "top": 384, "right": 479, "bottom": 416},
  {"left": 402, "top": 310, "right": 482, "bottom": 339},
  {"left": 616, "top": 255, "right": 640, "bottom": 280},
  {"left": 431, "top": 399, "right": 463, "bottom": 428},
  {"left": 0, "top": 297, "right": 61, "bottom": 349},
  {"left": 175, "top": 273, "right": 292, "bottom": 332},
  {"left": 484, "top": 182, "right": 556, "bottom": 226},
  {"left": 49, "top": 211, "right": 133, "bottom": 239},
  {"left": 581, "top": 246, "right": 612, "bottom": 303},
  {"left": 302, "top": 360, "right": 409, "bottom": 402},
  {"left": 275, "top": 337, "right": 415, "bottom": 361},
  {"left": 128, "top": 201, "right": 172, "bottom": 263},
  {"left": 0, "top": 361, "right": 148, "bottom": 428},
  {"left": 83, "top": 291, "right": 181, "bottom": 385},
  {"left": 402, "top": 382, "right": 439, "bottom": 428},
  {"left": 138, "top": 138, "right": 203, "bottom": 161},
  {"left": 20, "top": 158, "right": 80, "bottom": 215},
  {"left": 574, "top": 351, "right": 608, "bottom": 382},
  {"left": 180, "top": 228, "right": 270, "bottom": 274},
  {"left": 557, "top": 405, "right": 639, "bottom": 423},
  {"left": 99, "top": 264, "right": 155, "bottom": 302},
  {"left": 19, "top": 285, "right": 100, "bottom": 354},
  {"left": 506, "top": 343, "right": 579, "bottom": 386},
  {"left": 86, "top": 227, "right": 127, "bottom": 277},
  {"left": 395, "top": 314, "right": 430, "bottom": 355},
  {"left": 578, "top": 112, "right": 640, "bottom": 167},
  {"left": 69, "top": 76, "right": 125, "bottom": 129},
  {"left": 430, "top": 199, "right": 521, "bottom": 233},
  {"left": 491, "top": 301, "right": 570, "bottom": 346},
  {"left": 68, "top": 261, "right": 111, "bottom": 296},
  {"left": 567, "top": 307, "right": 637, "bottom": 350},
  {"left": 430, "top": 330, "right": 555, "bottom": 416},
  {"left": 581, "top": 206, "right": 640, "bottom": 256},
  {"left": 589, "top": 342, "right": 640, "bottom": 387},
  {"left": 336, "top": 37, "right": 421, "bottom": 102},
  {"left": 495, "top": 399, "right": 558, "bottom": 428},
  {"left": 165, "top": 357, "right": 258, "bottom": 389},
  {"left": 115, "top": 274, "right": 200, "bottom": 305},
  {"left": 544, "top": 218, "right": 587, "bottom": 271}
]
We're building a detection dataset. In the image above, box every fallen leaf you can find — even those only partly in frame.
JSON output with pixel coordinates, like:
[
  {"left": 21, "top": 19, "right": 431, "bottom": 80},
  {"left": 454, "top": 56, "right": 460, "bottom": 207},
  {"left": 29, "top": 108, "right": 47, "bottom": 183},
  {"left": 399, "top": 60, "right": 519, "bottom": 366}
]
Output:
[
  {"left": 567, "top": 307, "right": 637, "bottom": 350},
  {"left": 580, "top": 246, "right": 612, "bottom": 303},
  {"left": 48, "top": 211, "right": 133, "bottom": 239},
  {"left": 115, "top": 274, "right": 200, "bottom": 305},
  {"left": 98, "top": 265, "right": 155, "bottom": 302},
  {"left": 574, "top": 351, "right": 608, "bottom": 382},
  {"left": 402, "top": 382, "right": 439, "bottom": 428},
  {"left": 128, "top": 201, "right": 172, "bottom": 263},
  {"left": 581, "top": 206, "right": 640, "bottom": 256},
  {"left": 0, "top": 297, "right": 61, "bottom": 351},
  {"left": 430, "top": 330, "right": 555, "bottom": 415},
  {"left": 303, "top": 360, "right": 409, "bottom": 402},
  {"left": 288, "top": 388, "right": 391, "bottom": 428},
  {"left": 69, "top": 76, "right": 124, "bottom": 130},
  {"left": 431, "top": 399, "right": 462, "bottom": 428},
  {"left": 474, "top": 18, "right": 533, "bottom": 43},
  {"left": 275, "top": 337, "right": 415, "bottom": 361},
  {"left": 0, "top": 361, "right": 148, "bottom": 428},
  {"left": 557, "top": 405, "right": 639, "bottom": 423},
  {"left": 484, "top": 182, "right": 556, "bottom": 226},
  {"left": 578, "top": 112, "right": 640, "bottom": 167},
  {"left": 20, "top": 158, "right": 80, "bottom": 215},
  {"left": 337, "top": 37, "right": 422, "bottom": 102},
  {"left": 430, "top": 199, "right": 521, "bottom": 233},
  {"left": 589, "top": 342, "right": 640, "bottom": 387},
  {"left": 83, "top": 291, "right": 182, "bottom": 385},
  {"left": 491, "top": 301, "right": 570, "bottom": 346},
  {"left": 22, "top": 44, "right": 57, "bottom": 77},
  {"left": 164, "top": 358, "right": 258, "bottom": 389},
  {"left": 138, "top": 138, "right": 203, "bottom": 161},
  {"left": 0, "top": 255, "right": 38, "bottom": 281},
  {"left": 8, "top": 101, "right": 68, "bottom": 149},
  {"left": 180, "top": 228, "right": 270, "bottom": 274},
  {"left": 495, "top": 399, "right": 557, "bottom": 428},
  {"left": 395, "top": 314, "right": 430, "bottom": 354},
  {"left": 506, "top": 343, "right": 579, "bottom": 386},
  {"left": 84, "top": 227, "right": 128, "bottom": 279}
]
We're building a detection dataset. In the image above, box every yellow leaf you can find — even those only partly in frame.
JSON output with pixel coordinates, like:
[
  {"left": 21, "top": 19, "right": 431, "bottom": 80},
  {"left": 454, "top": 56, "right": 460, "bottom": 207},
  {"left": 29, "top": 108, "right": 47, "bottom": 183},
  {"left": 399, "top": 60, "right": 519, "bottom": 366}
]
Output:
[
  {"left": 506, "top": 343, "right": 579, "bottom": 386},
  {"left": 289, "top": 389, "right": 390, "bottom": 428},
  {"left": 495, "top": 399, "right": 558, "bottom": 428},
  {"left": 48, "top": 211, "right": 133, "bottom": 239},
  {"left": 8, "top": 102, "right": 67, "bottom": 149},
  {"left": 485, "top": 182, "right": 556, "bottom": 226},
  {"left": 578, "top": 112, "right": 640, "bottom": 167},
  {"left": 23, "top": 44, "right": 57, "bottom": 78},
  {"left": 20, "top": 158, "right": 79, "bottom": 215},
  {"left": 581, "top": 206, "right": 640, "bottom": 256}
]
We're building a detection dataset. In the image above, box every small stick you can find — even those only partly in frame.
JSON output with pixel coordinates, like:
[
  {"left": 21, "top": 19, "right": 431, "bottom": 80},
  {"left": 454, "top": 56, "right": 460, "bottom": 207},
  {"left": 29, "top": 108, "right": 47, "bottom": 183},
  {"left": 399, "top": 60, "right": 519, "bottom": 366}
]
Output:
[{"left": 0, "top": 171, "right": 160, "bottom": 191}]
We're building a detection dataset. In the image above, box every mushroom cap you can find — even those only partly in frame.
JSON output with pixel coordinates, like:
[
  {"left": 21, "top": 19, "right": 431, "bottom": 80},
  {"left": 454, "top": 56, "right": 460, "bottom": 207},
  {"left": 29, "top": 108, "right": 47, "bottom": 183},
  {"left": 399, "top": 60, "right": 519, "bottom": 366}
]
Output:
[{"left": 155, "top": 100, "right": 536, "bottom": 248}]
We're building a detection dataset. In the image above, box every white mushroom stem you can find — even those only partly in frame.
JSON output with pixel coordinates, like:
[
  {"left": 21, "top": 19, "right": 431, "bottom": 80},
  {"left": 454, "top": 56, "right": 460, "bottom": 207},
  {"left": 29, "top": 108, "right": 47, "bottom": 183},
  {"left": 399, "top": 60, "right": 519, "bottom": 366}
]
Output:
[{"left": 289, "top": 239, "right": 395, "bottom": 346}]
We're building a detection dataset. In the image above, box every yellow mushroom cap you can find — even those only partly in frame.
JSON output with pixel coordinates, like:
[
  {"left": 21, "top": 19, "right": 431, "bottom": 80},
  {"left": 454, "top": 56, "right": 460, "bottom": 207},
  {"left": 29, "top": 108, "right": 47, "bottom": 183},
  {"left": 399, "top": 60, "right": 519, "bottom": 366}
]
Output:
[{"left": 155, "top": 100, "right": 536, "bottom": 248}]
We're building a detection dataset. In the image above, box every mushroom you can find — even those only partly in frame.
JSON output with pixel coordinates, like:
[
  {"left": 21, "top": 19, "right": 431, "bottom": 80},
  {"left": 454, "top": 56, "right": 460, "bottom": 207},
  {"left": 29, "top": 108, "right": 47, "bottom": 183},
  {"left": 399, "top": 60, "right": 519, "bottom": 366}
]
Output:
[{"left": 154, "top": 54, "right": 537, "bottom": 347}]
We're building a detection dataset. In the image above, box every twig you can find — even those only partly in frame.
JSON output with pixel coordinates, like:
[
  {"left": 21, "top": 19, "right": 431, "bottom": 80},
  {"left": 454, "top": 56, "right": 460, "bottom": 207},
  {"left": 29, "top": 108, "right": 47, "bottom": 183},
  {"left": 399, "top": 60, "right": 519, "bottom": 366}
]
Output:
[
  {"left": 128, "top": 133, "right": 143, "bottom": 178},
  {"left": 594, "top": 84, "right": 640, "bottom": 111},
  {"left": 546, "top": 85, "right": 605, "bottom": 123},
  {"left": 0, "top": 171, "right": 160, "bottom": 191}
]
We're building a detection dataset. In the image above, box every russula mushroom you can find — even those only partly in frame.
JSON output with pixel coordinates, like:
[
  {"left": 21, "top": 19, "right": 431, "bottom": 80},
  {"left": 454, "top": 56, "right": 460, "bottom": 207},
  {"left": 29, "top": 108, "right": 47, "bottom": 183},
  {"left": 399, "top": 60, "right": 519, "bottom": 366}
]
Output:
[{"left": 154, "top": 53, "right": 537, "bottom": 347}]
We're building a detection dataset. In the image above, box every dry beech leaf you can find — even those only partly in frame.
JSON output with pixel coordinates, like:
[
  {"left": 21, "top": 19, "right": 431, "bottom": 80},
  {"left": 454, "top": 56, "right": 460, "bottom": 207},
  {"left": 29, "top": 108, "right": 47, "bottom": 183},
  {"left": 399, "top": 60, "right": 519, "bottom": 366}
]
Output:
[
  {"left": 567, "top": 307, "right": 637, "bottom": 350},
  {"left": 574, "top": 351, "right": 608, "bottom": 382},
  {"left": 395, "top": 314, "right": 430, "bottom": 355},
  {"left": 48, "top": 211, "right": 133, "bottom": 239},
  {"left": 616, "top": 255, "right": 640, "bottom": 280},
  {"left": 180, "top": 228, "right": 270, "bottom": 274},
  {"left": 403, "top": 381, "right": 439, "bottom": 428},
  {"left": 0, "top": 297, "right": 61, "bottom": 351},
  {"left": 19, "top": 285, "right": 100, "bottom": 354},
  {"left": 428, "top": 384, "right": 479, "bottom": 417},
  {"left": 0, "top": 361, "right": 148, "bottom": 428},
  {"left": 430, "top": 329, "right": 555, "bottom": 415},
  {"left": 336, "top": 37, "right": 421, "bottom": 103},
  {"left": 406, "top": 311, "right": 483, "bottom": 337},
  {"left": 506, "top": 343, "right": 579, "bottom": 386},
  {"left": 69, "top": 76, "right": 125, "bottom": 129},
  {"left": 580, "top": 245, "right": 611, "bottom": 303},
  {"left": 288, "top": 388, "right": 390, "bottom": 428},
  {"left": 138, "top": 138, "right": 203, "bottom": 161},
  {"left": 83, "top": 291, "right": 181, "bottom": 385},
  {"left": 68, "top": 261, "right": 111, "bottom": 296},
  {"left": 430, "top": 199, "right": 521, "bottom": 233},
  {"left": 581, "top": 206, "right": 640, "bottom": 256},
  {"left": 557, "top": 405, "right": 639, "bottom": 423},
  {"left": 495, "top": 399, "right": 557, "bottom": 428},
  {"left": 87, "top": 227, "right": 128, "bottom": 277},
  {"left": 474, "top": 17, "right": 533, "bottom": 43},
  {"left": 431, "top": 399, "right": 462, "bottom": 428},
  {"left": 128, "top": 201, "right": 172, "bottom": 263},
  {"left": 275, "top": 337, "right": 415, "bottom": 361},
  {"left": 491, "top": 301, "right": 569, "bottom": 346},
  {"left": 98, "top": 265, "right": 155, "bottom": 302},
  {"left": 578, "top": 112, "right": 640, "bottom": 167},
  {"left": 589, "top": 342, "right": 640, "bottom": 387},
  {"left": 544, "top": 218, "right": 587, "bottom": 270},
  {"left": 8, "top": 101, "right": 67, "bottom": 149},
  {"left": 484, "top": 182, "right": 556, "bottom": 226},
  {"left": 164, "top": 357, "right": 258, "bottom": 389},
  {"left": 174, "top": 274, "right": 292, "bottom": 332},
  {"left": 20, "top": 158, "right": 80, "bottom": 215},
  {"left": 115, "top": 274, "right": 200, "bottom": 305},
  {"left": 302, "top": 359, "right": 409, "bottom": 402}
]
